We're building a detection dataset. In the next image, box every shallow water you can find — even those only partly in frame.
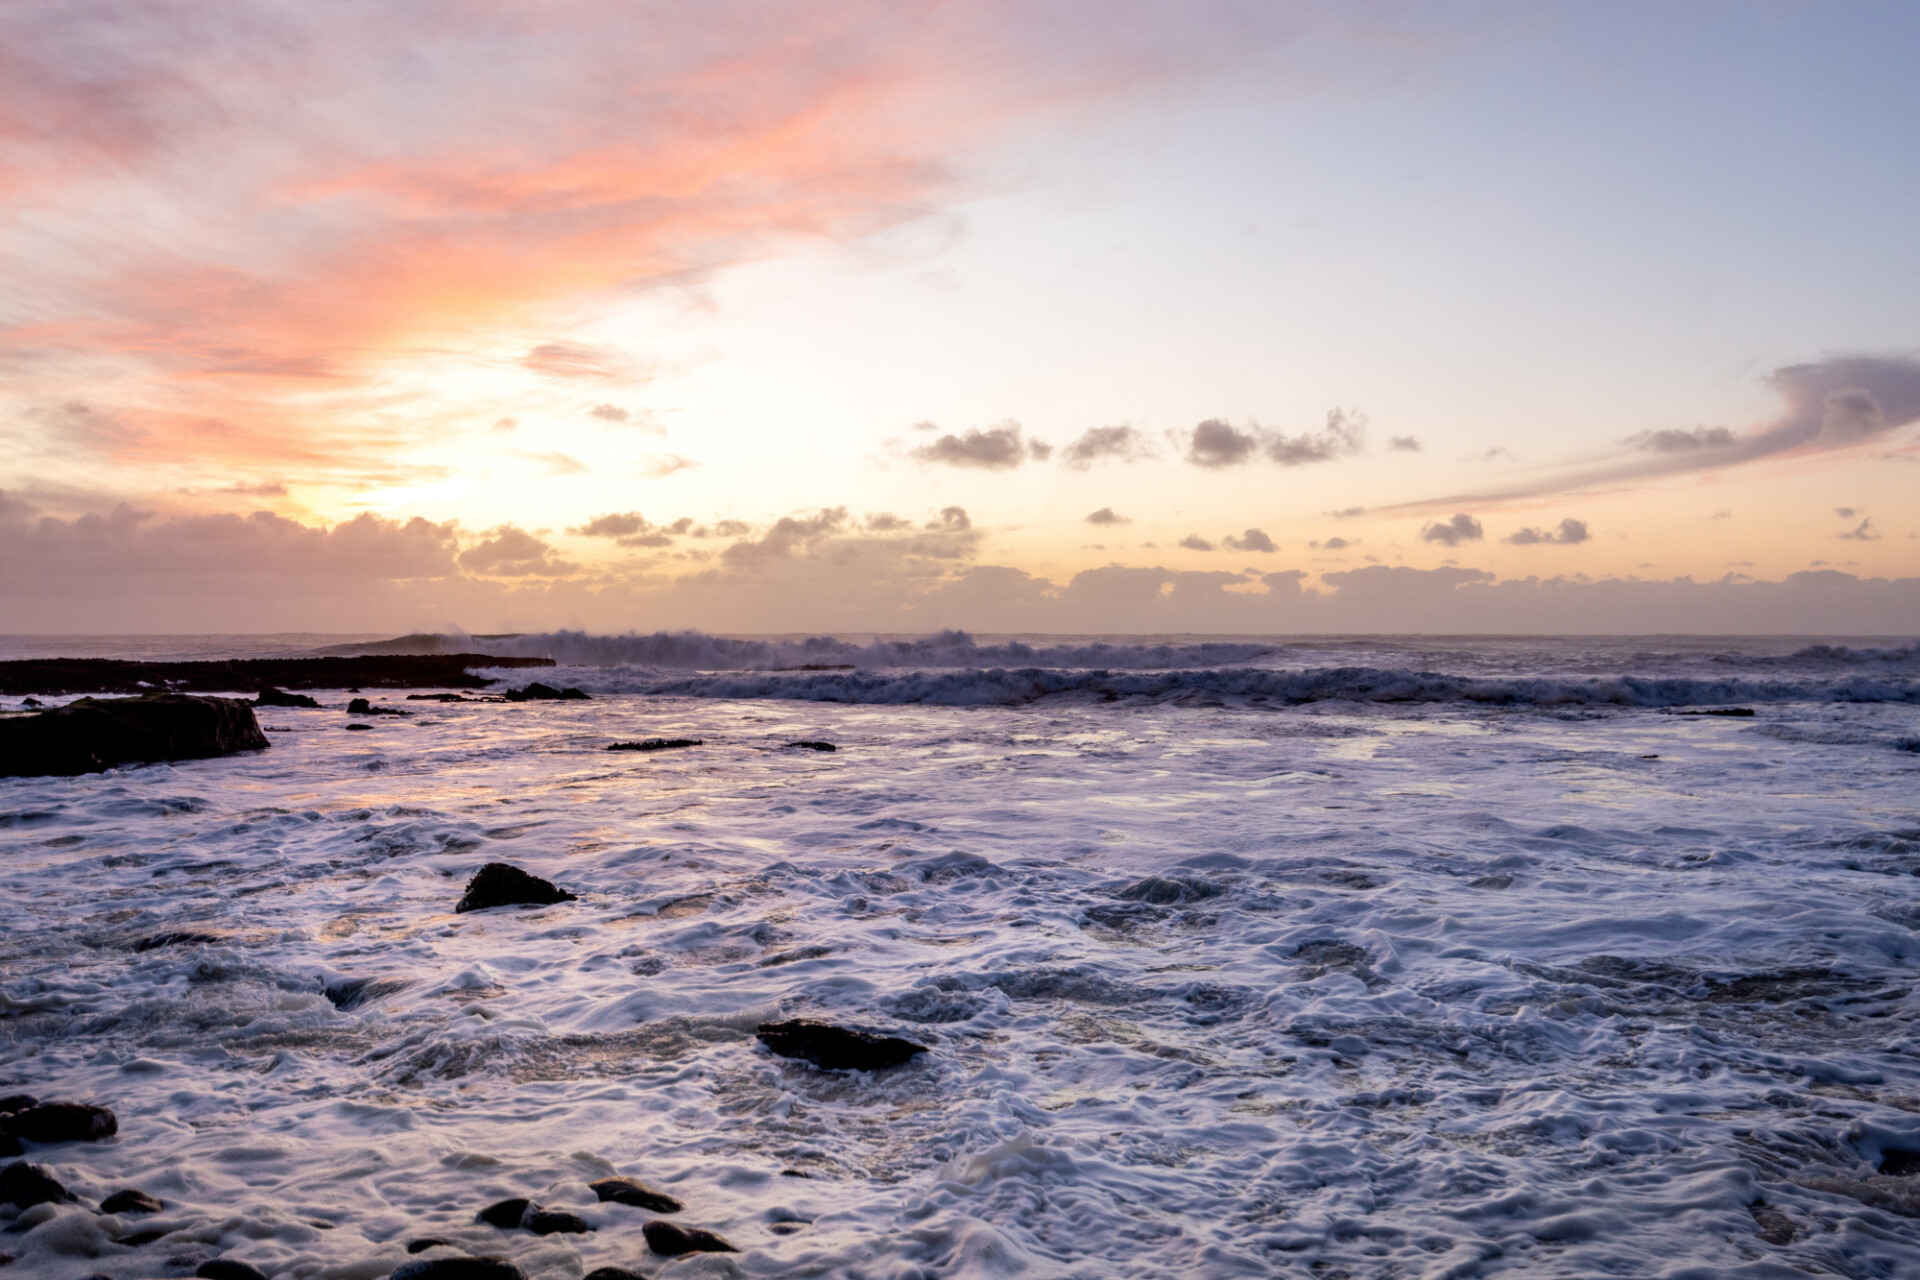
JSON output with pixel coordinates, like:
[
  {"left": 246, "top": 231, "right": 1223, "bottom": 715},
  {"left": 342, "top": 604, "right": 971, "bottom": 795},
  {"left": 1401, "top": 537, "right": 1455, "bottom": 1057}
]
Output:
[{"left": 4, "top": 644, "right": 1920, "bottom": 1278}]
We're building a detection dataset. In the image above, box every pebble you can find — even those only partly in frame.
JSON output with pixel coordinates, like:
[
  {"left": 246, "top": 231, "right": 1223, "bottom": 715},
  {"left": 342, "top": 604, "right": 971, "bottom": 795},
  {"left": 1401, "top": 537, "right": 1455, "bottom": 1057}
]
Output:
[
  {"left": 523, "top": 1209, "right": 590, "bottom": 1236},
  {"left": 100, "top": 1189, "right": 163, "bottom": 1215},
  {"left": 474, "top": 1197, "right": 529, "bottom": 1229},
  {"left": 389, "top": 1257, "right": 526, "bottom": 1280},
  {"left": 582, "top": 1268, "right": 647, "bottom": 1280},
  {"left": 588, "top": 1177, "right": 682, "bottom": 1214},
  {"left": 641, "top": 1220, "right": 736, "bottom": 1256},
  {"left": 4, "top": 1101, "right": 118, "bottom": 1144}
]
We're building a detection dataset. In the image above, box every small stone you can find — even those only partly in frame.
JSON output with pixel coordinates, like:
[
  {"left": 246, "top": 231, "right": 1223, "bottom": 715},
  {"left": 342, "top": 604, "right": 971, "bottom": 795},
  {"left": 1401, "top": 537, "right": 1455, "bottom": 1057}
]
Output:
[
  {"left": 100, "top": 1189, "right": 163, "bottom": 1215},
  {"left": 0, "top": 1162, "right": 73, "bottom": 1208},
  {"left": 589, "top": 1177, "right": 682, "bottom": 1214},
  {"left": 524, "top": 1209, "right": 590, "bottom": 1236},
  {"left": 196, "top": 1260, "right": 270, "bottom": 1280},
  {"left": 404, "top": 1238, "right": 448, "bottom": 1254},
  {"left": 118, "top": 1229, "right": 169, "bottom": 1246},
  {"left": 390, "top": 1258, "right": 525, "bottom": 1280},
  {"left": 4, "top": 1102, "right": 118, "bottom": 1144},
  {"left": 642, "top": 1220, "right": 736, "bottom": 1256},
  {"left": 583, "top": 1268, "right": 648, "bottom": 1280},
  {"left": 474, "top": 1197, "right": 530, "bottom": 1229},
  {"left": 455, "top": 864, "right": 576, "bottom": 914},
  {"left": 756, "top": 1020, "right": 927, "bottom": 1071}
]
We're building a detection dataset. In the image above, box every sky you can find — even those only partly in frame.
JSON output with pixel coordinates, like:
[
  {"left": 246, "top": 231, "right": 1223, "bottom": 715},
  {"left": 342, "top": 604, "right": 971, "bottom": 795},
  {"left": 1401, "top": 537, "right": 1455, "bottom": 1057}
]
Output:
[{"left": 3, "top": 0, "right": 1918, "bottom": 635}]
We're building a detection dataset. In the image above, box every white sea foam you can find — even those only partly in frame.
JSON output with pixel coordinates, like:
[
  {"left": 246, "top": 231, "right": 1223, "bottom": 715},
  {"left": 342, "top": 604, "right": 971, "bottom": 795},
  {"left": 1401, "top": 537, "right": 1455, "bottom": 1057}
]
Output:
[{"left": 1, "top": 637, "right": 1918, "bottom": 1277}]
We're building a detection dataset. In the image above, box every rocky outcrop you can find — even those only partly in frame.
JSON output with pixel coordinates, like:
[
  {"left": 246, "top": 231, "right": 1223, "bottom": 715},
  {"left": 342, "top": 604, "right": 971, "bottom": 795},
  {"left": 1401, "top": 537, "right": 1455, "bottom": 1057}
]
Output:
[
  {"left": 642, "top": 1220, "right": 737, "bottom": 1256},
  {"left": 455, "top": 864, "right": 577, "bottom": 914},
  {"left": 3, "top": 1101, "right": 118, "bottom": 1144},
  {"left": 0, "top": 695, "right": 267, "bottom": 778},
  {"left": 756, "top": 1020, "right": 927, "bottom": 1071},
  {"left": 346, "top": 698, "right": 409, "bottom": 716},
  {"left": 504, "top": 683, "right": 590, "bottom": 701},
  {"left": 0, "top": 1161, "right": 74, "bottom": 1208},
  {"left": 0, "top": 654, "right": 553, "bottom": 697},
  {"left": 784, "top": 741, "right": 836, "bottom": 751},
  {"left": 253, "top": 687, "right": 321, "bottom": 708},
  {"left": 475, "top": 1197, "right": 531, "bottom": 1228},
  {"left": 606, "top": 739, "right": 700, "bottom": 752},
  {"left": 589, "top": 1176, "right": 682, "bottom": 1213}
]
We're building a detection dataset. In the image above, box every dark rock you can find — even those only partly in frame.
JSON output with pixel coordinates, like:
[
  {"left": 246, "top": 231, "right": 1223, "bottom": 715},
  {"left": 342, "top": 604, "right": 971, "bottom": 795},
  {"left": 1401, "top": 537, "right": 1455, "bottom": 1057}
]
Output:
[
  {"left": 1881, "top": 1147, "right": 1920, "bottom": 1177},
  {"left": 455, "top": 864, "right": 577, "bottom": 914},
  {"left": 4, "top": 1102, "right": 118, "bottom": 1144},
  {"left": 252, "top": 688, "right": 320, "bottom": 708},
  {"left": 0, "top": 654, "right": 551, "bottom": 698},
  {"left": 756, "top": 1020, "right": 927, "bottom": 1071},
  {"left": 524, "top": 1210, "right": 590, "bottom": 1236},
  {"left": 0, "top": 1138, "right": 14, "bottom": 1160},
  {"left": 589, "top": 1177, "right": 682, "bottom": 1213},
  {"left": 475, "top": 1197, "right": 530, "bottom": 1229},
  {"left": 118, "top": 1229, "right": 169, "bottom": 1245},
  {"left": 606, "top": 739, "right": 700, "bottom": 753},
  {"left": 390, "top": 1258, "right": 525, "bottom": 1280},
  {"left": 582, "top": 1269, "right": 647, "bottom": 1280},
  {"left": 345, "top": 724, "right": 373, "bottom": 731},
  {"left": 1676, "top": 707, "right": 1756, "bottom": 717},
  {"left": 504, "top": 683, "right": 590, "bottom": 702},
  {"left": 0, "top": 695, "right": 268, "bottom": 778},
  {"left": 346, "top": 699, "right": 409, "bottom": 717},
  {"left": 784, "top": 741, "right": 836, "bottom": 751},
  {"left": 100, "top": 1189, "right": 162, "bottom": 1215},
  {"left": 132, "top": 931, "right": 222, "bottom": 952},
  {"left": 404, "top": 1239, "right": 448, "bottom": 1254},
  {"left": 1115, "top": 875, "right": 1220, "bottom": 905},
  {"left": 642, "top": 1221, "right": 736, "bottom": 1256},
  {"left": 0, "top": 1099, "right": 34, "bottom": 1116},
  {"left": 0, "top": 1162, "right": 73, "bottom": 1207},
  {"left": 197, "top": 1262, "right": 270, "bottom": 1280},
  {"left": 323, "top": 978, "right": 410, "bottom": 1011}
]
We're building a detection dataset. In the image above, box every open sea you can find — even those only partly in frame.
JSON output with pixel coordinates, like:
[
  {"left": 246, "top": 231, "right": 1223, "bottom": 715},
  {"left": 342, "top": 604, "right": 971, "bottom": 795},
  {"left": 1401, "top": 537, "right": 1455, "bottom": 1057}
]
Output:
[{"left": 3, "top": 633, "right": 1919, "bottom": 1278}]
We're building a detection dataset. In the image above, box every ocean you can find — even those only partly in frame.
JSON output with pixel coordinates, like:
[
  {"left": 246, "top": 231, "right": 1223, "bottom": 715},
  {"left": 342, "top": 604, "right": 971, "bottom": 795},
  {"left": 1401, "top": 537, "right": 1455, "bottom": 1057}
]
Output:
[{"left": 3, "top": 633, "right": 1918, "bottom": 1277}]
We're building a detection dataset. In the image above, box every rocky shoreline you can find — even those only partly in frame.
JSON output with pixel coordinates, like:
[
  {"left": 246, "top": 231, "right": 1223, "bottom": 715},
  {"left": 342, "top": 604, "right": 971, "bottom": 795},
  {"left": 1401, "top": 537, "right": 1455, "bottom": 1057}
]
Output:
[{"left": 0, "top": 654, "right": 554, "bottom": 698}]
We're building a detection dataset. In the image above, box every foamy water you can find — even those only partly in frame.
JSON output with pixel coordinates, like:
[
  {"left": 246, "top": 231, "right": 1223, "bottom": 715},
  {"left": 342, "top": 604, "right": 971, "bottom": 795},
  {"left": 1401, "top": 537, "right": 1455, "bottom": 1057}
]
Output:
[{"left": 3, "top": 636, "right": 1919, "bottom": 1277}]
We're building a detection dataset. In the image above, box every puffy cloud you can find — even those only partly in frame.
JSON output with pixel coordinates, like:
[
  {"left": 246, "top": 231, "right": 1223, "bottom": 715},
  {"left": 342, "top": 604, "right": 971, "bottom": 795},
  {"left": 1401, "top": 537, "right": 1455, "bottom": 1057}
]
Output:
[
  {"left": 1185, "top": 419, "right": 1260, "bottom": 468},
  {"left": 1506, "top": 518, "right": 1590, "bottom": 546},
  {"left": 911, "top": 422, "right": 1048, "bottom": 470},
  {"left": 1420, "top": 513, "right": 1483, "bottom": 546},
  {"left": 1085, "top": 507, "right": 1129, "bottom": 525},
  {"left": 1223, "top": 528, "right": 1276, "bottom": 553},
  {"left": 721, "top": 508, "right": 852, "bottom": 566},
  {"left": 458, "top": 527, "right": 578, "bottom": 576},
  {"left": 0, "top": 505, "right": 459, "bottom": 578},
  {"left": 590, "top": 403, "right": 630, "bottom": 421},
  {"left": 929, "top": 506, "right": 972, "bottom": 531},
  {"left": 571, "top": 512, "right": 649, "bottom": 537},
  {"left": 1386, "top": 435, "right": 1422, "bottom": 452},
  {"left": 1179, "top": 534, "right": 1215, "bottom": 551},
  {"left": 1184, "top": 411, "right": 1365, "bottom": 468},
  {"left": 1061, "top": 425, "right": 1152, "bottom": 468}
]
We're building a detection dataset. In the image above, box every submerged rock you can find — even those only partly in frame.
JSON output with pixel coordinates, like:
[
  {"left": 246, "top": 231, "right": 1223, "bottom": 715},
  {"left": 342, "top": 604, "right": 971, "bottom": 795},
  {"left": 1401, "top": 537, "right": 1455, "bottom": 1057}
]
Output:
[
  {"left": 0, "top": 694, "right": 268, "bottom": 778},
  {"left": 117, "top": 1227, "right": 170, "bottom": 1245},
  {"left": 4, "top": 1101, "right": 118, "bottom": 1144},
  {"left": 404, "top": 1238, "right": 449, "bottom": 1254},
  {"left": 582, "top": 1268, "right": 647, "bottom": 1280},
  {"left": 100, "top": 1189, "right": 163, "bottom": 1215},
  {"left": 756, "top": 1020, "right": 928, "bottom": 1071},
  {"left": 196, "top": 1260, "right": 269, "bottom": 1280},
  {"left": 474, "top": 1197, "right": 531, "bottom": 1229},
  {"left": 504, "top": 683, "right": 590, "bottom": 702},
  {"left": 323, "top": 977, "right": 411, "bottom": 1011},
  {"left": 131, "top": 931, "right": 222, "bottom": 952},
  {"left": 642, "top": 1220, "right": 737, "bottom": 1256},
  {"left": 0, "top": 1161, "right": 74, "bottom": 1207},
  {"left": 524, "top": 1209, "right": 591, "bottom": 1236},
  {"left": 784, "top": 740, "right": 836, "bottom": 751},
  {"left": 589, "top": 1176, "right": 682, "bottom": 1213},
  {"left": 346, "top": 698, "right": 409, "bottom": 716},
  {"left": 1114, "top": 875, "right": 1221, "bottom": 905},
  {"left": 391, "top": 1259, "right": 525, "bottom": 1280},
  {"left": 455, "top": 864, "right": 577, "bottom": 914},
  {"left": 0, "top": 1097, "right": 36, "bottom": 1115},
  {"left": 252, "top": 687, "right": 320, "bottom": 708},
  {"left": 607, "top": 739, "right": 700, "bottom": 752}
]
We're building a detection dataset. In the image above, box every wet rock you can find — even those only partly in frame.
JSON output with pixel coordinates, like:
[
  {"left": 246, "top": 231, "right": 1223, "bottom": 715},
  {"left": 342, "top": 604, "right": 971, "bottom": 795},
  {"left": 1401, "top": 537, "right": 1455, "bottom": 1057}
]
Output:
[
  {"left": 404, "top": 1239, "right": 448, "bottom": 1254},
  {"left": 118, "top": 1228, "right": 169, "bottom": 1245},
  {"left": 0, "top": 694, "right": 268, "bottom": 778},
  {"left": 1114, "top": 875, "right": 1221, "bottom": 905},
  {"left": 784, "top": 741, "right": 836, "bottom": 751},
  {"left": 474, "top": 1197, "right": 530, "bottom": 1229},
  {"left": 582, "top": 1268, "right": 647, "bottom": 1280},
  {"left": 1676, "top": 707, "right": 1755, "bottom": 717},
  {"left": 4, "top": 1102, "right": 117, "bottom": 1144},
  {"left": 391, "top": 1259, "right": 525, "bottom": 1280},
  {"left": 345, "top": 724, "right": 373, "bottom": 731},
  {"left": 100, "top": 1189, "right": 162, "bottom": 1215},
  {"left": 589, "top": 1177, "right": 682, "bottom": 1213},
  {"left": 252, "top": 687, "right": 320, "bottom": 708},
  {"left": 197, "top": 1261, "right": 270, "bottom": 1280},
  {"left": 642, "top": 1220, "right": 736, "bottom": 1256},
  {"left": 756, "top": 1019, "right": 927, "bottom": 1071},
  {"left": 607, "top": 739, "right": 700, "bottom": 752},
  {"left": 0, "top": 1138, "right": 15, "bottom": 1160},
  {"left": 455, "top": 864, "right": 577, "bottom": 914},
  {"left": 1750, "top": 1201, "right": 1796, "bottom": 1245},
  {"left": 1468, "top": 873, "right": 1514, "bottom": 890},
  {"left": 0, "top": 1162, "right": 74, "bottom": 1207},
  {"left": 524, "top": 1209, "right": 590, "bottom": 1236},
  {"left": 503, "top": 683, "right": 589, "bottom": 702},
  {"left": 346, "top": 699, "right": 409, "bottom": 716},
  {"left": 323, "top": 977, "right": 411, "bottom": 1011},
  {"left": 131, "top": 931, "right": 222, "bottom": 952},
  {"left": 0, "top": 1098, "right": 35, "bottom": 1116}
]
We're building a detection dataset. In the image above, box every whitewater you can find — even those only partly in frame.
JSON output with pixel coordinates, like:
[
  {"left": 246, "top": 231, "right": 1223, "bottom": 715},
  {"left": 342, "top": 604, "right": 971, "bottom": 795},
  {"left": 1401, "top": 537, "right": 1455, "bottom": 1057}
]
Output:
[{"left": 2, "top": 634, "right": 1919, "bottom": 1278}]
